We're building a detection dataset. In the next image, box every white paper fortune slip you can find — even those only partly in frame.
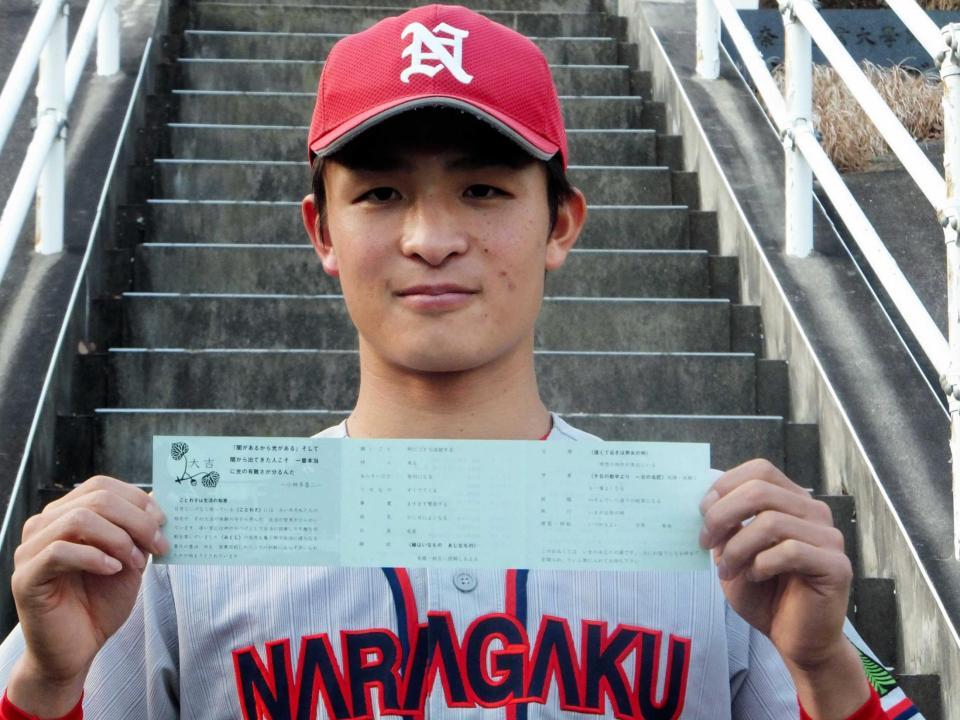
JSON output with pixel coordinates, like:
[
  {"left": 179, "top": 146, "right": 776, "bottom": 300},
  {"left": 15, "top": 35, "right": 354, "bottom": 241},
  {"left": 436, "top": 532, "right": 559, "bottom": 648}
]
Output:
[{"left": 152, "top": 436, "right": 712, "bottom": 571}]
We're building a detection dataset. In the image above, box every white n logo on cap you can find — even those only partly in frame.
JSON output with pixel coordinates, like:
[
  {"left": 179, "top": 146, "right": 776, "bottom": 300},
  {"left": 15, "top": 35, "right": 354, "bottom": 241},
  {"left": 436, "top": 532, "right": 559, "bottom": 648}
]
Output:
[{"left": 400, "top": 22, "right": 473, "bottom": 84}]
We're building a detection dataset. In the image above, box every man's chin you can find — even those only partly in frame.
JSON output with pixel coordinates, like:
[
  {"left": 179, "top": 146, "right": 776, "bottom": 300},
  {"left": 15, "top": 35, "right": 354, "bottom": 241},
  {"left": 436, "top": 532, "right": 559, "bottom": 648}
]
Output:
[
  {"left": 376, "top": 343, "right": 505, "bottom": 376},
  {"left": 392, "top": 352, "right": 488, "bottom": 375},
  {"left": 359, "top": 332, "right": 532, "bottom": 376}
]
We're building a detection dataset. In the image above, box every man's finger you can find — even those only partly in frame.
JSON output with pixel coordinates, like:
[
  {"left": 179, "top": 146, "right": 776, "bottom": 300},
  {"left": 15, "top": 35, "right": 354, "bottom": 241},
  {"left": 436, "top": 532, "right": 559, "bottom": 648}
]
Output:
[
  {"left": 700, "top": 459, "right": 809, "bottom": 517},
  {"left": 701, "top": 479, "right": 833, "bottom": 549},
  {"left": 13, "top": 540, "right": 124, "bottom": 594},
  {"left": 16, "top": 508, "right": 149, "bottom": 574},
  {"left": 715, "top": 511, "right": 845, "bottom": 580},
  {"left": 25, "top": 488, "right": 167, "bottom": 556},
  {"left": 42, "top": 476, "right": 158, "bottom": 521},
  {"left": 746, "top": 538, "right": 852, "bottom": 585}
]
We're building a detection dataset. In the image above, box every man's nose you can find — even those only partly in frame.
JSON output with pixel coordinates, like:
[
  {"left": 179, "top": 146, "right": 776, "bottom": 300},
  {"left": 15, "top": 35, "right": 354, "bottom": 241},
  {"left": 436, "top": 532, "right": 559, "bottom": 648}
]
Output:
[{"left": 400, "top": 201, "right": 470, "bottom": 266}]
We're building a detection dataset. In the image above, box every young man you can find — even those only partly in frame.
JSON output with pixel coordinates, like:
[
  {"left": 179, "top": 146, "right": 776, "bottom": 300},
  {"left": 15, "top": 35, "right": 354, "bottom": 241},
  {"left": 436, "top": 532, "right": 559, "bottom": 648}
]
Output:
[{"left": 0, "top": 4, "right": 888, "bottom": 719}]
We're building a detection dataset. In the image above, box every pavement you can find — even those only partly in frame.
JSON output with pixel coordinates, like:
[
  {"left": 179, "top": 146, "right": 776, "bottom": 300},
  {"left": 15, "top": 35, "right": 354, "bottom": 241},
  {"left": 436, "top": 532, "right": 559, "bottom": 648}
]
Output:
[{"left": 838, "top": 141, "right": 948, "bottom": 333}]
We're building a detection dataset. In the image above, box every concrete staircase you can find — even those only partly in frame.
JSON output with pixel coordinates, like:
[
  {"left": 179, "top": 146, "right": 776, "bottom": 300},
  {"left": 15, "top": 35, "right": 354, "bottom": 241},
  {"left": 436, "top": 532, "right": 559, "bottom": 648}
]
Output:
[{"left": 42, "top": 0, "right": 942, "bottom": 714}]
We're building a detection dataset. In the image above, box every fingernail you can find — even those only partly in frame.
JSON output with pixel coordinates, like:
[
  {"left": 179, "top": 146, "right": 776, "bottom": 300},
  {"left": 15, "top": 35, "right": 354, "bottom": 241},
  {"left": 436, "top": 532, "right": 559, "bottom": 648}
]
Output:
[
  {"left": 105, "top": 555, "right": 123, "bottom": 573},
  {"left": 147, "top": 499, "right": 167, "bottom": 524},
  {"left": 131, "top": 546, "right": 146, "bottom": 569},
  {"left": 699, "top": 489, "right": 719, "bottom": 516},
  {"left": 717, "top": 559, "right": 731, "bottom": 580},
  {"left": 698, "top": 526, "right": 710, "bottom": 549},
  {"left": 153, "top": 529, "right": 170, "bottom": 555}
]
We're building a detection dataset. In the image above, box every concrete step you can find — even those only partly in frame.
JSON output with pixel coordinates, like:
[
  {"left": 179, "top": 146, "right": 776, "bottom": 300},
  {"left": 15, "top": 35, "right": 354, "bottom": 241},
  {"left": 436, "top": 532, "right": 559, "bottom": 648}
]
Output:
[
  {"left": 822, "top": 495, "right": 859, "bottom": 581},
  {"left": 55, "top": 410, "right": 788, "bottom": 485},
  {"left": 689, "top": 210, "right": 719, "bottom": 253},
  {"left": 152, "top": 160, "right": 675, "bottom": 205},
  {"left": 133, "top": 245, "right": 711, "bottom": 297},
  {"left": 190, "top": 4, "right": 621, "bottom": 38},
  {"left": 821, "top": 496, "right": 859, "bottom": 593},
  {"left": 114, "top": 295, "right": 732, "bottom": 352},
  {"left": 80, "top": 350, "right": 759, "bottom": 414},
  {"left": 853, "top": 577, "right": 898, "bottom": 667},
  {"left": 181, "top": 29, "right": 620, "bottom": 65},
  {"left": 783, "top": 421, "right": 821, "bottom": 493},
  {"left": 897, "top": 676, "right": 943, "bottom": 720},
  {"left": 176, "top": 58, "right": 632, "bottom": 96},
  {"left": 730, "top": 305, "right": 762, "bottom": 355},
  {"left": 167, "top": 124, "right": 657, "bottom": 165},
  {"left": 708, "top": 255, "right": 740, "bottom": 302},
  {"left": 144, "top": 200, "right": 692, "bottom": 249},
  {"left": 172, "top": 90, "right": 646, "bottom": 129},
  {"left": 655, "top": 133, "right": 683, "bottom": 169},
  {"left": 849, "top": 579, "right": 951, "bottom": 720}
]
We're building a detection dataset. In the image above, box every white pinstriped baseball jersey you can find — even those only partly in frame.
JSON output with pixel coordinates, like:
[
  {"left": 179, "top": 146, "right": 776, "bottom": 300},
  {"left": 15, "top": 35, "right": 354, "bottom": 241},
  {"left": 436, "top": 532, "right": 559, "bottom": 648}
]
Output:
[{"left": 0, "top": 414, "right": 800, "bottom": 719}]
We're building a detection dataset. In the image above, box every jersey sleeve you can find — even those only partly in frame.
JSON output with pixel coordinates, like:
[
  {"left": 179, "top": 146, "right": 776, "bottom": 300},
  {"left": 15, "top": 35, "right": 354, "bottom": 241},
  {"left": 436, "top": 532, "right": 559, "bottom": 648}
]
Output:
[
  {"left": 726, "top": 602, "right": 799, "bottom": 719},
  {"left": 0, "top": 692, "right": 83, "bottom": 720},
  {"left": 800, "top": 685, "right": 884, "bottom": 720},
  {"left": 82, "top": 562, "right": 179, "bottom": 716}
]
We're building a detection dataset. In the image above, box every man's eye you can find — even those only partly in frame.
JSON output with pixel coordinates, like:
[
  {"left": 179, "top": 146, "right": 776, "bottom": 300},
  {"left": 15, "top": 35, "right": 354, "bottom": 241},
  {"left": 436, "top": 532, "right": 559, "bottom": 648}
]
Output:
[
  {"left": 464, "top": 184, "right": 504, "bottom": 199},
  {"left": 360, "top": 187, "right": 399, "bottom": 202}
]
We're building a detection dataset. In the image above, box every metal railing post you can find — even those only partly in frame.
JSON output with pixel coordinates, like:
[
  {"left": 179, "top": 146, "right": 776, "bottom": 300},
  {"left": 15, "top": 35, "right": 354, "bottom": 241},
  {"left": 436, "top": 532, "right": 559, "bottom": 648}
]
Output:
[
  {"left": 792, "top": 1, "right": 945, "bottom": 209},
  {"left": 781, "top": 0, "right": 814, "bottom": 257},
  {"left": 96, "top": 0, "right": 119, "bottom": 76},
  {"left": 939, "top": 24, "right": 960, "bottom": 560},
  {"left": 34, "top": 0, "right": 68, "bottom": 256},
  {"left": 696, "top": 0, "right": 721, "bottom": 79},
  {"left": 0, "top": 0, "right": 65, "bottom": 157},
  {"left": 0, "top": 0, "right": 123, "bottom": 284}
]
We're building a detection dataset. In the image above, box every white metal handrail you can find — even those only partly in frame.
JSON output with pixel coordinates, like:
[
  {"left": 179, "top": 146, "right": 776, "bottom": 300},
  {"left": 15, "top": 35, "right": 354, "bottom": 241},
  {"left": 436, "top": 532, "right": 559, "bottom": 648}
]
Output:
[
  {"left": 696, "top": 0, "right": 960, "bottom": 558},
  {"left": 0, "top": 0, "right": 120, "bottom": 282}
]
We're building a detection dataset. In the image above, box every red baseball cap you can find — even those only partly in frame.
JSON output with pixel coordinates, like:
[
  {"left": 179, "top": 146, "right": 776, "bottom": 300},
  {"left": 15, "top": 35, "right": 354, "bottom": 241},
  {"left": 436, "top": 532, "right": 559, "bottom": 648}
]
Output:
[{"left": 307, "top": 4, "right": 568, "bottom": 167}]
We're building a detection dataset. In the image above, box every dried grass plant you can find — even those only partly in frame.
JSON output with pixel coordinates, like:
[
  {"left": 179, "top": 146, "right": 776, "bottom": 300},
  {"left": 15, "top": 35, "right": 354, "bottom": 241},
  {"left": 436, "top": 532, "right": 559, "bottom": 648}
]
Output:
[{"left": 771, "top": 62, "right": 943, "bottom": 171}]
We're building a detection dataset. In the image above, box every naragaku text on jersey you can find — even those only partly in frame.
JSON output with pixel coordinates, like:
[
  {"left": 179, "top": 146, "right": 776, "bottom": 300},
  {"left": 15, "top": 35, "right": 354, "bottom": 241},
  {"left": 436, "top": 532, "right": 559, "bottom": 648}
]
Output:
[{"left": 232, "top": 611, "right": 692, "bottom": 719}]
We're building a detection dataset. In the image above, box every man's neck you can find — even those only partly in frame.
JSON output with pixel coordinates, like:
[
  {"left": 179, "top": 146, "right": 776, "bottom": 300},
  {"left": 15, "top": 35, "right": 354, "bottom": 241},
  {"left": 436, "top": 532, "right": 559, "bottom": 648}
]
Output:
[{"left": 346, "top": 342, "right": 551, "bottom": 440}]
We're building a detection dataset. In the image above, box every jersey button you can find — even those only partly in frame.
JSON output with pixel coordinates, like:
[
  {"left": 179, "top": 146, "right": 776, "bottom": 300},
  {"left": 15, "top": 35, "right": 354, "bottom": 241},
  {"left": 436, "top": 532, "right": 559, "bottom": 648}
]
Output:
[{"left": 452, "top": 571, "right": 477, "bottom": 593}]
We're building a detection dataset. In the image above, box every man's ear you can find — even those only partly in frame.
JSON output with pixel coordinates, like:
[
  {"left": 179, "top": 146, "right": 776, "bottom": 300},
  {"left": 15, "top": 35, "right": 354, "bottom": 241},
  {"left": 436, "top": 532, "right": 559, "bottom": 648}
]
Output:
[
  {"left": 301, "top": 193, "right": 339, "bottom": 278},
  {"left": 545, "top": 187, "right": 587, "bottom": 271}
]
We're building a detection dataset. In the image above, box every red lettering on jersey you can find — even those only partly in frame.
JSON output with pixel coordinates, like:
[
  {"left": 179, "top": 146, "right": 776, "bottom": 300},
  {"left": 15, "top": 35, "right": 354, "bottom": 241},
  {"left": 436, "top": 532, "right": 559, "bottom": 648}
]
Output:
[
  {"left": 232, "top": 613, "right": 693, "bottom": 719},
  {"left": 341, "top": 629, "right": 404, "bottom": 717},
  {"left": 634, "top": 630, "right": 692, "bottom": 720},
  {"left": 524, "top": 615, "right": 584, "bottom": 710},
  {"left": 461, "top": 614, "right": 527, "bottom": 707},
  {"left": 581, "top": 621, "right": 640, "bottom": 719},
  {"left": 292, "top": 633, "right": 352, "bottom": 720},
  {"left": 233, "top": 638, "right": 296, "bottom": 720},
  {"left": 398, "top": 612, "right": 472, "bottom": 713}
]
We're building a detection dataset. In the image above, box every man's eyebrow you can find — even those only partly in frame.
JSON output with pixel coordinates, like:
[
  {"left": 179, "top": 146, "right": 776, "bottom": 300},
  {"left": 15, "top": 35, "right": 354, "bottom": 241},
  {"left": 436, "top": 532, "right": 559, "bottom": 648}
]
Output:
[
  {"left": 340, "top": 156, "right": 413, "bottom": 172},
  {"left": 444, "top": 155, "right": 520, "bottom": 171}
]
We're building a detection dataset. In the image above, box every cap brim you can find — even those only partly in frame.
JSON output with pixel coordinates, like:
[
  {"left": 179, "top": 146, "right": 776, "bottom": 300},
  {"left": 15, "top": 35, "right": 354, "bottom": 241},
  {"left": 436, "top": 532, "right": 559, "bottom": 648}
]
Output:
[{"left": 309, "top": 95, "right": 559, "bottom": 161}]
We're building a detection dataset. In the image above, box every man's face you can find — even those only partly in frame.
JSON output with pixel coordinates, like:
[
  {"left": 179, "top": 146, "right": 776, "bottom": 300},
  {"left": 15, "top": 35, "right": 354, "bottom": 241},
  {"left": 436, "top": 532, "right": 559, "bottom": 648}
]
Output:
[{"left": 302, "top": 143, "right": 584, "bottom": 375}]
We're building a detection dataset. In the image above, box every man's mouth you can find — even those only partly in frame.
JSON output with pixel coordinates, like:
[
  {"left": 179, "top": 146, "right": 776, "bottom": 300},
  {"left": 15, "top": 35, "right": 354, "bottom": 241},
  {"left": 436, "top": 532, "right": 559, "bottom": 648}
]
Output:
[
  {"left": 396, "top": 284, "right": 478, "bottom": 297},
  {"left": 395, "top": 284, "right": 478, "bottom": 310}
]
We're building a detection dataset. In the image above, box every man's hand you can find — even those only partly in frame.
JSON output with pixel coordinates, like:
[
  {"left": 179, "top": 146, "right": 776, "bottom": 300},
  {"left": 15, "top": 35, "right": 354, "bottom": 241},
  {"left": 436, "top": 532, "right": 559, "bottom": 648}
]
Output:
[
  {"left": 699, "top": 459, "right": 870, "bottom": 719},
  {"left": 6, "top": 476, "right": 168, "bottom": 717}
]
